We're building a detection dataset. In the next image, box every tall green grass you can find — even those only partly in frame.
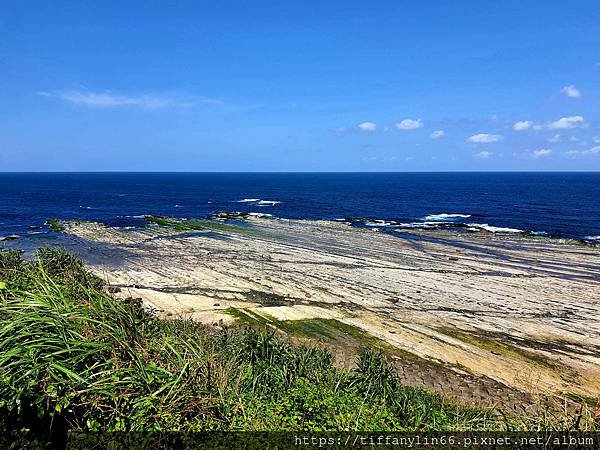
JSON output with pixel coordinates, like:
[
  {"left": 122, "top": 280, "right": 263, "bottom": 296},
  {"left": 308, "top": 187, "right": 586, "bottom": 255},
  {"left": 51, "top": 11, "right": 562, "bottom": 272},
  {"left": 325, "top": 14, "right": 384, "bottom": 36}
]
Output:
[{"left": 0, "top": 248, "right": 593, "bottom": 447}]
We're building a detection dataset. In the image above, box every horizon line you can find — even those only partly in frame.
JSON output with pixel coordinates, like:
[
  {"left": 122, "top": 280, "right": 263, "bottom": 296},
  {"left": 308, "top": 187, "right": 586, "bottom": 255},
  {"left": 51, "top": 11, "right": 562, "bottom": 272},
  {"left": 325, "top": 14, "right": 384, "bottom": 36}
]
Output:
[{"left": 1, "top": 170, "right": 600, "bottom": 174}]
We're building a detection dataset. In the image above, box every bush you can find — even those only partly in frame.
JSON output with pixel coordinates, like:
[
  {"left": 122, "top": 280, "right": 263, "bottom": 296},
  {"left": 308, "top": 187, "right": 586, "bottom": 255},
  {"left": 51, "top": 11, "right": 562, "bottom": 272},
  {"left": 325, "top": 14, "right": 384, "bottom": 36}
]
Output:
[{"left": 0, "top": 248, "right": 509, "bottom": 447}]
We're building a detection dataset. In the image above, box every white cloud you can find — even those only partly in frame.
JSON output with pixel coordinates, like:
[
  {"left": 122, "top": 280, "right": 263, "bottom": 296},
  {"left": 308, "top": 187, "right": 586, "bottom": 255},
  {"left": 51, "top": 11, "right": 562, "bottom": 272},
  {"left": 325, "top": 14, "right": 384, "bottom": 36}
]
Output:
[
  {"left": 467, "top": 133, "right": 503, "bottom": 143},
  {"left": 562, "top": 146, "right": 600, "bottom": 157},
  {"left": 358, "top": 121, "right": 377, "bottom": 131},
  {"left": 532, "top": 149, "right": 552, "bottom": 159},
  {"left": 430, "top": 130, "right": 445, "bottom": 139},
  {"left": 562, "top": 85, "right": 581, "bottom": 98},
  {"left": 474, "top": 151, "right": 493, "bottom": 159},
  {"left": 395, "top": 118, "right": 423, "bottom": 130},
  {"left": 532, "top": 124, "right": 543, "bottom": 131},
  {"left": 547, "top": 115, "right": 586, "bottom": 130},
  {"left": 513, "top": 120, "right": 533, "bottom": 131},
  {"left": 593, "top": 136, "right": 600, "bottom": 144},
  {"left": 548, "top": 134, "right": 561, "bottom": 143},
  {"left": 37, "top": 90, "right": 195, "bottom": 109}
]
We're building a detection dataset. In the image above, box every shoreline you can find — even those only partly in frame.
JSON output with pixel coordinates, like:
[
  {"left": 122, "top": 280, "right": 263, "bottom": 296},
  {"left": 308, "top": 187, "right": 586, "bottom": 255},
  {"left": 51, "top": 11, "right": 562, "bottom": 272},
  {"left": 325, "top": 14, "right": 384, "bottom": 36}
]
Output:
[
  {"left": 5, "top": 214, "right": 598, "bottom": 409},
  {"left": 2, "top": 210, "right": 600, "bottom": 246}
]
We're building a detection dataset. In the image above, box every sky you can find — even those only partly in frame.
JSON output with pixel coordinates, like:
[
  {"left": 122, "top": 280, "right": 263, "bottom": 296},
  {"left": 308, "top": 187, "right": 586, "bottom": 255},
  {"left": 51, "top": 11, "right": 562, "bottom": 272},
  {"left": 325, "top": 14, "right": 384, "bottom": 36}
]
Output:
[{"left": 1, "top": 1, "right": 599, "bottom": 171}]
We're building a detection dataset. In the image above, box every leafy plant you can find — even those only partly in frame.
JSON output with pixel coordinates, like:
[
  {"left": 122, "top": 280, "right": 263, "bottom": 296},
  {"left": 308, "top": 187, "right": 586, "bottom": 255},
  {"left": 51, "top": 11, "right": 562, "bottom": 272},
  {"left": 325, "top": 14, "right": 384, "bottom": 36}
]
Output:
[{"left": 0, "top": 248, "right": 595, "bottom": 448}]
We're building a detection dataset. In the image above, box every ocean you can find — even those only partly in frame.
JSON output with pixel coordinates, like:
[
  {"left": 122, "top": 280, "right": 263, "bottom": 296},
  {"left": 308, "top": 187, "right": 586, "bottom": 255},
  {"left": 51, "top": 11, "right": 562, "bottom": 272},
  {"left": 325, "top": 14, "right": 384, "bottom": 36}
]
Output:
[{"left": 1, "top": 172, "right": 599, "bottom": 241}]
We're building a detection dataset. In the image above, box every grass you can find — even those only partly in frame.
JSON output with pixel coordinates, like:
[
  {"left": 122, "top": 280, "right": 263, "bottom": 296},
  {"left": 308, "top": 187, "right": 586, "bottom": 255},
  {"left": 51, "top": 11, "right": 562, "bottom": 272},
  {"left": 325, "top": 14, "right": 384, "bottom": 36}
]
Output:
[
  {"left": 47, "top": 219, "right": 65, "bottom": 232},
  {"left": 145, "top": 216, "right": 250, "bottom": 234},
  {"left": 0, "top": 249, "right": 597, "bottom": 447},
  {"left": 436, "top": 326, "right": 563, "bottom": 372}
]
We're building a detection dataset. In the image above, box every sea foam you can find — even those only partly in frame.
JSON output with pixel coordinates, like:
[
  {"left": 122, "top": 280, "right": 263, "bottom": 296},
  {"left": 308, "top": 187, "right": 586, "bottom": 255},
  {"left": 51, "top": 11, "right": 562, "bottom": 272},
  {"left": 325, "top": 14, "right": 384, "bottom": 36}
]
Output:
[
  {"left": 257, "top": 200, "right": 281, "bottom": 206},
  {"left": 234, "top": 198, "right": 281, "bottom": 206},
  {"left": 467, "top": 223, "right": 523, "bottom": 233},
  {"left": 423, "top": 213, "right": 471, "bottom": 221}
]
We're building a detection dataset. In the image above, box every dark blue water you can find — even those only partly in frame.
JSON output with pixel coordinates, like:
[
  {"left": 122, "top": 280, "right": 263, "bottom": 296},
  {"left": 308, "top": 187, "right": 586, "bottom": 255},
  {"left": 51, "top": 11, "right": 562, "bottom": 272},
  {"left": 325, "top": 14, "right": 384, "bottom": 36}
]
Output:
[{"left": 1, "top": 172, "right": 599, "bottom": 241}]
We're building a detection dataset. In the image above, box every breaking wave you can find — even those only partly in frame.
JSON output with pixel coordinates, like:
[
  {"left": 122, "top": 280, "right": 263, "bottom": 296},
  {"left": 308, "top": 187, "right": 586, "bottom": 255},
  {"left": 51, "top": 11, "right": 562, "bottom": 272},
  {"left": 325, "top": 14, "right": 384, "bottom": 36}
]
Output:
[
  {"left": 257, "top": 200, "right": 281, "bottom": 206},
  {"left": 466, "top": 223, "right": 523, "bottom": 233},
  {"left": 422, "top": 213, "right": 471, "bottom": 221},
  {"left": 234, "top": 198, "right": 281, "bottom": 206}
]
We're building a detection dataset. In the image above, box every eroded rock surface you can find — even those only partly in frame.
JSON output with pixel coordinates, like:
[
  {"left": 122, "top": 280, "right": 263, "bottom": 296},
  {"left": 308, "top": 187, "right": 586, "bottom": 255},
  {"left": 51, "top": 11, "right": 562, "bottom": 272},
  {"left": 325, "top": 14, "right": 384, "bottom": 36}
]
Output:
[{"left": 63, "top": 217, "right": 600, "bottom": 404}]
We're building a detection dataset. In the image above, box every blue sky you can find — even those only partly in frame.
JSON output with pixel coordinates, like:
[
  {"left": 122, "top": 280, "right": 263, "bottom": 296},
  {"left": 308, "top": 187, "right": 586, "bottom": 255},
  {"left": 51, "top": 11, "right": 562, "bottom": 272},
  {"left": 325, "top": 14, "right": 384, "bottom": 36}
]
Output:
[{"left": 1, "top": 1, "right": 599, "bottom": 171}]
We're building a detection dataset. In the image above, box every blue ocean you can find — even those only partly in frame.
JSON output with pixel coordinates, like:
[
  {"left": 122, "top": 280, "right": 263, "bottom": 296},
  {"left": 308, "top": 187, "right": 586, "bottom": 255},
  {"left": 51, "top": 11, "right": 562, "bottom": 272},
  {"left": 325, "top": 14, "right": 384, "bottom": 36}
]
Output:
[{"left": 1, "top": 172, "right": 599, "bottom": 241}]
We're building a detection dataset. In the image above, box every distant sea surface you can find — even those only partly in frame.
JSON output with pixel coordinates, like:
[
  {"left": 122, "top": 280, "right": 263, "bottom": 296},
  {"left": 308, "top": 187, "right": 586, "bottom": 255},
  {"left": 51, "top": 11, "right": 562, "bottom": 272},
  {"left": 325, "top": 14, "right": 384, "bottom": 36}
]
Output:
[{"left": 1, "top": 172, "right": 599, "bottom": 241}]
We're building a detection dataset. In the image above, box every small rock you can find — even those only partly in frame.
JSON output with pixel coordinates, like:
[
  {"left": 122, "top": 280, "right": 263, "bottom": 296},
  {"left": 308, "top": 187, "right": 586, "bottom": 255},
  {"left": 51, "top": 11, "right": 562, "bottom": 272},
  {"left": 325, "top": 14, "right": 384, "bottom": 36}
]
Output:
[
  {"left": 213, "top": 303, "right": 220, "bottom": 307},
  {"left": 214, "top": 211, "right": 249, "bottom": 220},
  {"left": 449, "top": 256, "right": 459, "bottom": 261},
  {"left": 107, "top": 286, "right": 121, "bottom": 293},
  {"left": 0, "top": 235, "right": 19, "bottom": 242}
]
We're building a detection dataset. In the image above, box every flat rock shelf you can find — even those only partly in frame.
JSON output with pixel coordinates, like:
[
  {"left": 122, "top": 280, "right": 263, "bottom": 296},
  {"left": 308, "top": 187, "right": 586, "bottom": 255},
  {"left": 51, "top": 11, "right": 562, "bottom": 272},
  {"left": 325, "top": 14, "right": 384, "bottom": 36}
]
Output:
[{"left": 60, "top": 217, "right": 600, "bottom": 411}]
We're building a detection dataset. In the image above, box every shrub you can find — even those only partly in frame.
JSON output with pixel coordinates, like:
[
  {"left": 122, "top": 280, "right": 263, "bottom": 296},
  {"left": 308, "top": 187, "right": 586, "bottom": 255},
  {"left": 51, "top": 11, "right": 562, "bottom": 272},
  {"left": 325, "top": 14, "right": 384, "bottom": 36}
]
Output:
[{"left": 1, "top": 248, "right": 557, "bottom": 447}]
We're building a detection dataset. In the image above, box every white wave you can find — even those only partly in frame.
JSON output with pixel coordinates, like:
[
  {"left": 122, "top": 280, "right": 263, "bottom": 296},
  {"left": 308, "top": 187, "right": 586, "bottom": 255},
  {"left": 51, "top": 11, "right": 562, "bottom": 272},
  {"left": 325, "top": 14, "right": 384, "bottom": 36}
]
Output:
[
  {"left": 585, "top": 235, "right": 600, "bottom": 241},
  {"left": 395, "top": 222, "right": 447, "bottom": 229},
  {"left": 235, "top": 198, "right": 260, "bottom": 203},
  {"left": 80, "top": 206, "right": 93, "bottom": 210},
  {"left": 364, "top": 220, "right": 396, "bottom": 227},
  {"left": 467, "top": 223, "right": 523, "bottom": 233},
  {"left": 257, "top": 200, "right": 281, "bottom": 206},
  {"left": 395, "top": 221, "right": 523, "bottom": 234},
  {"left": 423, "top": 213, "right": 471, "bottom": 221},
  {"left": 247, "top": 212, "right": 273, "bottom": 218}
]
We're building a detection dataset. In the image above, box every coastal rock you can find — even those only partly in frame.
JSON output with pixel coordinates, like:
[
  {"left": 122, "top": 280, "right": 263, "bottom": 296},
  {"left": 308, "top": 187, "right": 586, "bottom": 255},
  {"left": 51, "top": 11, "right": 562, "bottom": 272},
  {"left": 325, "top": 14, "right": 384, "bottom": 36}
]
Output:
[
  {"left": 213, "top": 211, "right": 250, "bottom": 220},
  {"left": 61, "top": 217, "right": 600, "bottom": 400},
  {"left": 0, "top": 234, "right": 19, "bottom": 242}
]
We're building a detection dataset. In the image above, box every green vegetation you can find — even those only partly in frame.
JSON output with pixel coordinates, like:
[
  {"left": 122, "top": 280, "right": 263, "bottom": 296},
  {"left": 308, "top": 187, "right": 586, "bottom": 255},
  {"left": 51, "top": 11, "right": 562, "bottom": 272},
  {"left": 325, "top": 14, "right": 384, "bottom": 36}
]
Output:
[
  {"left": 436, "top": 326, "right": 562, "bottom": 371},
  {"left": 226, "top": 309, "right": 401, "bottom": 354},
  {"left": 47, "top": 219, "right": 65, "bottom": 232},
  {"left": 145, "top": 215, "right": 250, "bottom": 234},
  {"left": 0, "top": 249, "right": 597, "bottom": 447}
]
